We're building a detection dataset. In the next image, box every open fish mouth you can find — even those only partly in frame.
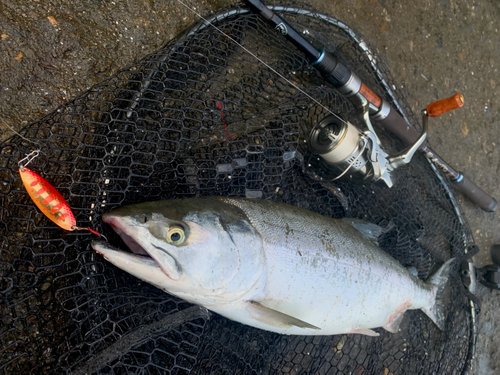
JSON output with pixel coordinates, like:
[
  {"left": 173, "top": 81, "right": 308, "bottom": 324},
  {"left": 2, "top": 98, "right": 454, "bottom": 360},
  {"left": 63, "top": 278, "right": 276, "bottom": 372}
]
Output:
[
  {"left": 104, "top": 215, "right": 150, "bottom": 256},
  {"left": 92, "top": 214, "right": 181, "bottom": 280},
  {"left": 91, "top": 240, "right": 162, "bottom": 277}
]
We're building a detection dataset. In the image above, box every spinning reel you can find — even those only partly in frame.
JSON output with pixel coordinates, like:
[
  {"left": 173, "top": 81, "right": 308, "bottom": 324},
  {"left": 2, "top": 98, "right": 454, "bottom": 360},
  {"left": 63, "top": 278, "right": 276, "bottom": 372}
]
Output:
[{"left": 308, "top": 99, "right": 428, "bottom": 187}]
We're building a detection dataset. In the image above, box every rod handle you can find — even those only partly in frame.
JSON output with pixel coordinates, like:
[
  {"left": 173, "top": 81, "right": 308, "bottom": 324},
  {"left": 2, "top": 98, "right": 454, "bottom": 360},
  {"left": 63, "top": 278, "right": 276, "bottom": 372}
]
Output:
[
  {"left": 376, "top": 106, "right": 421, "bottom": 146},
  {"left": 452, "top": 173, "right": 498, "bottom": 212},
  {"left": 426, "top": 93, "right": 464, "bottom": 117}
]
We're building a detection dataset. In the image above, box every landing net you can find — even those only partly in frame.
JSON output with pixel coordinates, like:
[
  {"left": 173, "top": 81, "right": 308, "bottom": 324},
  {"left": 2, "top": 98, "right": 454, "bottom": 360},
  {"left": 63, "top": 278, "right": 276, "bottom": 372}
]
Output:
[{"left": 0, "top": 3, "right": 476, "bottom": 374}]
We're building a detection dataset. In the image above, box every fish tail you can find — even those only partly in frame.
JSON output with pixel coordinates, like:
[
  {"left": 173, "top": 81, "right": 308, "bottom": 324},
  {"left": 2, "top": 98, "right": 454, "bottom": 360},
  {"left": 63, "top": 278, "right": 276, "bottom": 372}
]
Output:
[{"left": 421, "top": 258, "right": 455, "bottom": 330}]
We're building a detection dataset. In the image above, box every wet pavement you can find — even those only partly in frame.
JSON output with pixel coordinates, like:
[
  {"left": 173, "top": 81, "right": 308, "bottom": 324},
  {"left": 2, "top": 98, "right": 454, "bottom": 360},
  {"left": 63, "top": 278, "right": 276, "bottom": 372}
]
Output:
[{"left": 1, "top": 0, "right": 499, "bottom": 373}]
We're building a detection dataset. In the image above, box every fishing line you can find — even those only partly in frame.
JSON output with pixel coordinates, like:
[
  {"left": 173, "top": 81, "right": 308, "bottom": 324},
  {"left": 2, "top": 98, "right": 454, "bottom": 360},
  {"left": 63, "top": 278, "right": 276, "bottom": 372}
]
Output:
[
  {"left": 175, "top": 0, "right": 349, "bottom": 126},
  {"left": 1, "top": 116, "right": 42, "bottom": 146}
]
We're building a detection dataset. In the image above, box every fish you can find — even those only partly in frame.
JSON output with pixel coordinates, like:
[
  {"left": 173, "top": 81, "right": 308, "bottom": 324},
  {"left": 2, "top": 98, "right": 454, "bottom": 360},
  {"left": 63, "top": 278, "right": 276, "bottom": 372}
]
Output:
[{"left": 91, "top": 197, "right": 453, "bottom": 336}]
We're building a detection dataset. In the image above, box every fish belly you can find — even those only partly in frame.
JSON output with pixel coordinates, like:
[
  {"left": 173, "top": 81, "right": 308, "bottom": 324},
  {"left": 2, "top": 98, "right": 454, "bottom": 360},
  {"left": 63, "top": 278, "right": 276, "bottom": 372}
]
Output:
[{"left": 260, "top": 244, "right": 428, "bottom": 335}]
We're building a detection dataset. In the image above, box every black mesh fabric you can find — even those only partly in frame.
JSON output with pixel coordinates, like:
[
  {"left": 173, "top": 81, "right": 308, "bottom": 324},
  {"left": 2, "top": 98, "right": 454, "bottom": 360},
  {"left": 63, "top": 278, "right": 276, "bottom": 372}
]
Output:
[{"left": 0, "top": 4, "right": 475, "bottom": 374}]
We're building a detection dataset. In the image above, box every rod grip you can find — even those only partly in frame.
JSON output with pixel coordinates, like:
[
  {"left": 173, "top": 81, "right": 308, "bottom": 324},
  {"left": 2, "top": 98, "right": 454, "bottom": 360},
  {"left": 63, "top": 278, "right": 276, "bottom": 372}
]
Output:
[
  {"left": 426, "top": 93, "right": 464, "bottom": 117},
  {"left": 452, "top": 173, "right": 498, "bottom": 212},
  {"left": 376, "top": 107, "right": 421, "bottom": 146}
]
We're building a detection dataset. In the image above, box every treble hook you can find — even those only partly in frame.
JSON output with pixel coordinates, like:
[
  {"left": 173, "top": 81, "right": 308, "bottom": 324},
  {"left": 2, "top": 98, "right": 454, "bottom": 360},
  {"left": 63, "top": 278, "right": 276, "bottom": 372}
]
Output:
[{"left": 18, "top": 150, "right": 41, "bottom": 171}]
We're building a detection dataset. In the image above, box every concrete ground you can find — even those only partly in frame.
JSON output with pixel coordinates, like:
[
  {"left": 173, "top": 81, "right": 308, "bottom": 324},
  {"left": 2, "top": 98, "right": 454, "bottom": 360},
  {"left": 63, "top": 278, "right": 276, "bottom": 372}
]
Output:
[{"left": 0, "top": 0, "right": 498, "bottom": 373}]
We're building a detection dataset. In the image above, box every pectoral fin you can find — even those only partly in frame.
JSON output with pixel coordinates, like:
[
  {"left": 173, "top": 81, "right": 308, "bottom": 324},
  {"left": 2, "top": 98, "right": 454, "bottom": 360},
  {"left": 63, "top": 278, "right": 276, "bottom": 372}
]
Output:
[
  {"left": 247, "top": 301, "right": 320, "bottom": 330},
  {"left": 342, "top": 218, "right": 394, "bottom": 245},
  {"left": 347, "top": 328, "right": 380, "bottom": 337}
]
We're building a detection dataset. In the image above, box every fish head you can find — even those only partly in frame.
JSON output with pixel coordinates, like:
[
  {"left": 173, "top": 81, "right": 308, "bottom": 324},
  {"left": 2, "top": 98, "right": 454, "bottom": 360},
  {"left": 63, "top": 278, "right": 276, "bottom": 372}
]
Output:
[{"left": 92, "top": 198, "right": 265, "bottom": 303}]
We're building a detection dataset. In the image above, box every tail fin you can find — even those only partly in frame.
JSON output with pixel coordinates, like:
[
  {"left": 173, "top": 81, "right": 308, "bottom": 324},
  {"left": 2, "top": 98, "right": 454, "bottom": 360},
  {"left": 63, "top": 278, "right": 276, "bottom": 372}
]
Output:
[{"left": 421, "top": 258, "right": 455, "bottom": 330}]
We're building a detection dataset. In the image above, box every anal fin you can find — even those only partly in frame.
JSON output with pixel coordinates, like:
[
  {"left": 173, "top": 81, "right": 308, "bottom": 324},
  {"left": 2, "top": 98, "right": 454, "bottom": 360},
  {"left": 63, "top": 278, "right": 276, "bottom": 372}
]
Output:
[
  {"left": 247, "top": 301, "right": 320, "bottom": 330},
  {"left": 383, "top": 311, "right": 405, "bottom": 333}
]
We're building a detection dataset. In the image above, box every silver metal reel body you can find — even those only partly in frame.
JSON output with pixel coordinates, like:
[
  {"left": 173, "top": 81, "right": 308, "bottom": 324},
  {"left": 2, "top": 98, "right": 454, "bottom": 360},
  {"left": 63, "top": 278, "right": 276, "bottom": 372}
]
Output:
[{"left": 309, "top": 93, "right": 428, "bottom": 187}]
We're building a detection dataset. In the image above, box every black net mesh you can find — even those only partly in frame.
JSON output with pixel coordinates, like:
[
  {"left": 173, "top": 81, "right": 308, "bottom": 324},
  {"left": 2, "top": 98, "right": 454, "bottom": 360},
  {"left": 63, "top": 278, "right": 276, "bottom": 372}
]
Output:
[{"left": 0, "top": 4, "right": 476, "bottom": 374}]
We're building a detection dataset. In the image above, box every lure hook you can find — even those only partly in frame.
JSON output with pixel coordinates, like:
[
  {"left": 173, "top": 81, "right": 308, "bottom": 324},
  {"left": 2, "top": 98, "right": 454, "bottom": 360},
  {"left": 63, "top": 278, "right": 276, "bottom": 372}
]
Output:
[
  {"left": 72, "top": 226, "right": 108, "bottom": 242},
  {"left": 18, "top": 150, "right": 41, "bottom": 171}
]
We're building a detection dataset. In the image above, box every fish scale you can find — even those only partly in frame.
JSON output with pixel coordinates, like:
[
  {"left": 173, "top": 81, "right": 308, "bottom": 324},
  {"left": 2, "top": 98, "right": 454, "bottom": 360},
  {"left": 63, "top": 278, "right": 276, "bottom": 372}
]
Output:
[{"left": 221, "top": 198, "right": 435, "bottom": 335}]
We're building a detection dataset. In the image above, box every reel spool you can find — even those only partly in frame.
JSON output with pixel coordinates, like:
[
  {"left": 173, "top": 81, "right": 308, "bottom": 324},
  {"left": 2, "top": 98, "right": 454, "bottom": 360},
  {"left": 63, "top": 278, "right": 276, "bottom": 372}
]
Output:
[{"left": 308, "top": 115, "right": 372, "bottom": 183}]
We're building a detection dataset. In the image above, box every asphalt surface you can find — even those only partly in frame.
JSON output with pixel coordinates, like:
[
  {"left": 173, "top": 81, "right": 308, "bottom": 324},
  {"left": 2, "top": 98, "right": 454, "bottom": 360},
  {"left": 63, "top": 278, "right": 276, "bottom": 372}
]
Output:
[{"left": 1, "top": 0, "right": 499, "bottom": 373}]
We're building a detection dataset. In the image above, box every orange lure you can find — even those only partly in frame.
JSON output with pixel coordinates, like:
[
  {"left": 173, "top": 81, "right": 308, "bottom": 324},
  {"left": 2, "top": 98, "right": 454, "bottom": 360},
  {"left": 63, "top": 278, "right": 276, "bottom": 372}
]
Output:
[
  {"left": 17, "top": 150, "right": 104, "bottom": 237},
  {"left": 19, "top": 167, "right": 76, "bottom": 230}
]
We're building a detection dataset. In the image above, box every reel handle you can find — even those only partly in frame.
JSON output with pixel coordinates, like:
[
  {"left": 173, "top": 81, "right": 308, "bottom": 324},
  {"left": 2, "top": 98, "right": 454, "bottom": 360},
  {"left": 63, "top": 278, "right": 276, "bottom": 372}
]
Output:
[
  {"left": 426, "top": 93, "right": 464, "bottom": 117},
  {"left": 377, "top": 105, "right": 497, "bottom": 211}
]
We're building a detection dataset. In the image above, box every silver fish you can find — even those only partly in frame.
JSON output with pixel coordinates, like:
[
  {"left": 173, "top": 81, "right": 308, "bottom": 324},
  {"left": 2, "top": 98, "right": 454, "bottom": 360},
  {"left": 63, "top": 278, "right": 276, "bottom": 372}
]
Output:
[{"left": 92, "top": 197, "right": 453, "bottom": 336}]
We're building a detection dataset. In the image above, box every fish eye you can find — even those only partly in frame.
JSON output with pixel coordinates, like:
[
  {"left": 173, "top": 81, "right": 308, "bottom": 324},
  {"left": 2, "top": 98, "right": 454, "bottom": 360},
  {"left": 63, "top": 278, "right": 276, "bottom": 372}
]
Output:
[{"left": 167, "top": 224, "right": 187, "bottom": 245}]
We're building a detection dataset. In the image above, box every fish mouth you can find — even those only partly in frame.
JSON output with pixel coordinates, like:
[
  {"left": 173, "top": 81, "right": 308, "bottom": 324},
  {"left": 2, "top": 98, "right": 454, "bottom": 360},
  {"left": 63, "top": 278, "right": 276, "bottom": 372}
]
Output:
[
  {"left": 91, "top": 240, "right": 177, "bottom": 290},
  {"left": 92, "top": 240, "right": 157, "bottom": 268},
  {"left": 96, "top": 214, "right": 181, "bottom": 281}
]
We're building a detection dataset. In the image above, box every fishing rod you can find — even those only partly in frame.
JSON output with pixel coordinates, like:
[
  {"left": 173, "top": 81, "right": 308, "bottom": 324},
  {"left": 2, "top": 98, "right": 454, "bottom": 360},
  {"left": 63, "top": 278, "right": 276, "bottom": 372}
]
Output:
[
  {"left": 174, "top": 0, "right": 496, "bottom": 211},
  {"left": 243, "top": 0, "right": 497, "bottom": 212}
]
